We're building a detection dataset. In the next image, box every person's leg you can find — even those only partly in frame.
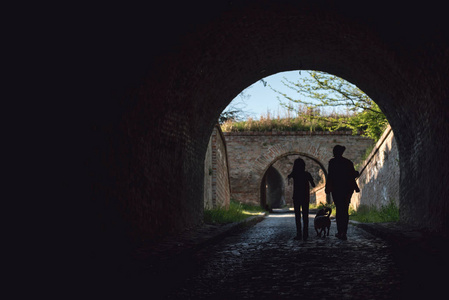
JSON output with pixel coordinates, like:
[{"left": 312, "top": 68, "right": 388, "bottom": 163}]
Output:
[
  {"left": 332, "top": 193, "right": 343, "bottom": 236},
  {"left": 294, "top": 201, "right": 302, "bottom": 239},
  {"left": 338, "top": 201, "right": 349, "bottom": 240},
  {"left": 334, "top": 202, "right": 341, "bottom": 236},
  {"left": 333, "top": 192, "right": 351, "bottom": 240},
  {"left": 301, "top": 202, "right": 309, "bottom": 240},
  {"left": 340, "top": 193, "right": 353, "bottom": 238}
]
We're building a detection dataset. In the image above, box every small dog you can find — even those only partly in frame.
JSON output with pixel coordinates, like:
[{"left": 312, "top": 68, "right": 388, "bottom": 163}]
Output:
[{"left": 314, "top": 207, "right": 332, "bottom": 237}]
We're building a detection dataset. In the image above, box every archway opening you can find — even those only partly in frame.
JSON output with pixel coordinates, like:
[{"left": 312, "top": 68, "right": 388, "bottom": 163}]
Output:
[
  {"left": 88, "top": 3, "right": 449, "bottom": 257},
  {"left": 260, "top": 165, "right": 285, "bottom": 210},
  {"left": 221, "top": 69, "right": 398, "bottom": 216},
  {"left": 259, "top": 152, "right": 329, "bottom": 210}
]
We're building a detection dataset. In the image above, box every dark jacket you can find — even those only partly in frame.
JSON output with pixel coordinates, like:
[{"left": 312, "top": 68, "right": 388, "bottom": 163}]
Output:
[{"left": 325, "top": 156, "right": 358, "bottom": 195}]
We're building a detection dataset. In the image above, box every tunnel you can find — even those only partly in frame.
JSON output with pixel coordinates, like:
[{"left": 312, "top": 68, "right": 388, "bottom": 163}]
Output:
[
  {"left": 83, "top": 0, "right": 449, "bottom": 276},
  {"left": 261, "top": 165, "right": 285, "bottom": 209}
]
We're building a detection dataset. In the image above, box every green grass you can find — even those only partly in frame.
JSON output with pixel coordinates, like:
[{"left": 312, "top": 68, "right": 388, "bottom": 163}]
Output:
[
  {"left": 220, "top": 111, "right": 354, "bottom": 133},
  {"left": 310, "top": 200, "right": 399, "bottom": 223},
  {"left": 204, "top": 200, "right": 266, "bottom": 224},
  {"left": 349, "top": 200, "right": 399, "bottom": 223}
]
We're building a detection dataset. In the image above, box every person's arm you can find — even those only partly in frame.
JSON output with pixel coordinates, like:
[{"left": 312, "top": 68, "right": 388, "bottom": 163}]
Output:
[
  {"left": 308, "top": 172, "right": 316, "bottom": 188},
  {"left": 351, "top": 162, "right": 360, "bottom": 192},
  {"left": 325, "top": 161, "right": 333, "bottom": 194},
  {"left": 287, "top": 172, "right": 293, "bottom": 185}
]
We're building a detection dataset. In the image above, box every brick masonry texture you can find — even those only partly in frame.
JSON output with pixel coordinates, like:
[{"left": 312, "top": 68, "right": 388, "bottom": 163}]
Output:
[
  {"left": 351, "top": 126, "right": 399, "bottom": 211},
  {"left": 224, "top": 131, "right": 374, "bottom": 206},
  {"left": 204, "top": 125, "right": 231, "bottom": 209},
  {"left": 82, "top": 1, "right": 449, "bottom": 273}
]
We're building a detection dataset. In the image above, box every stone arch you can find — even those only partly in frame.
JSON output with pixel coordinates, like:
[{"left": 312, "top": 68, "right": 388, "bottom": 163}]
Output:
[
  {"left": 224, "top": 131, "right": 372, "bottom": 206},
  {"left": 256, "top": 150, "right": 330, "bottom": 178},
  {"left": 260, "top": 165, "right": 285, "bottom": 209},
  {"left": 257, "top": 151, "right": 329, "bottom": 208},
  {"left": 86, "top": 1, "right": 449, "bottom": 261}
]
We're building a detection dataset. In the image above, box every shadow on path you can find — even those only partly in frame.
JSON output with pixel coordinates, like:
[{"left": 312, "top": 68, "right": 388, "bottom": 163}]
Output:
[
  {"left": 165, "top": 213, "right": 401, "bottom": 299},
  {"left": 109, "top": 211, "right": 447, "bottom": 299}
]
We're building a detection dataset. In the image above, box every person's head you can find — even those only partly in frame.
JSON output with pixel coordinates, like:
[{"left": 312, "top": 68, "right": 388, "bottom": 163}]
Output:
[
  {"left": 292, "top": 158, "right": 306, "bottom": 173},
  {"left": 333, "top": 145, "right": 346, "bottom": 157}
]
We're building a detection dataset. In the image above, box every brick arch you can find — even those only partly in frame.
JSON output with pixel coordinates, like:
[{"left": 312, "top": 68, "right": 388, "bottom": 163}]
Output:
[
  {"left": 260, "top": 165, "right": 285, "bottom": 209},
  {"left": 259, "top": 151, "right": 328, "bottom": 180},
  {"left": 225, "top": 131, "right": 373, "bottom": 205},
  {"left": 258, "top": 151, "right": 329, "bottom": 208},
  {"left": 255, "top": 147, "right": 331, "bottom": 176},
  {"left": 86, "top": 1, "right": 449, "bottom": 263}
]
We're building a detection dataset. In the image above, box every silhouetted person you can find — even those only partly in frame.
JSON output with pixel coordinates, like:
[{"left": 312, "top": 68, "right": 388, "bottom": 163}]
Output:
[
  {"left": 325, "top": 145, "right": 360, "bottom": 240},
  {"left": 288, "top": 158, "right": 315, "bottom": 241}
]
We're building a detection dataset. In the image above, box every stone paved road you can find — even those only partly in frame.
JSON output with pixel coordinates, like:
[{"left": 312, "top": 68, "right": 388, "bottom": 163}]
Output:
[{"left": 166, "top": 210, "right": 401, "bottom": 299}]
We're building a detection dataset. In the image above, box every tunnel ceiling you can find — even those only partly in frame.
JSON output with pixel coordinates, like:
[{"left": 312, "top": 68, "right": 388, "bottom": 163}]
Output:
[{"left": 85, "top": 0, "right": 449, "bottom": 244}]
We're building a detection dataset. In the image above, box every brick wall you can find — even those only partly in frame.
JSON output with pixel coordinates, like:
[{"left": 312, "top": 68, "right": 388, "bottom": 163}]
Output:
[
  {"left": 311, "top": 185, "right": 327, "bottom": 206},
  {"left": 351, "top": 126, "right": 399, "bottom": 210},
  {"left": 224, "top": 131, "right": 374, "bottom": 206},
  {"left": 82, "top": 2, "right": 449, "bottom": 273},
  {"left": 204, "top": 134, "right": 213, "bottom": 209},
  {"left": 204, "top": 125, "right": 231, "bottom": 209}
]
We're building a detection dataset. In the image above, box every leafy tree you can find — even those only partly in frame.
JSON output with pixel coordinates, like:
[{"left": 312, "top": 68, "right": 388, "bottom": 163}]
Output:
[
  {"left": 219, "top": 109, "right": 244, "bottom": 124},
  {"left": 219, "top": 87, "right": 253, "bottom": 123},
  {"left": 271, "top": 71, "right": 388, "bottom": 140}
]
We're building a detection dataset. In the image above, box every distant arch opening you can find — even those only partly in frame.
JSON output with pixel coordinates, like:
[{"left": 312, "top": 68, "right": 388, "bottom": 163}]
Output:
[
  {"left": 260, "top": 165, "right": 285, "bottom": 210},
  {"left": 260, "top": 153, "right": 328, "bottom": 210},
  {"left": 88, "top": 3, "right": 449, "bottom": 251}
]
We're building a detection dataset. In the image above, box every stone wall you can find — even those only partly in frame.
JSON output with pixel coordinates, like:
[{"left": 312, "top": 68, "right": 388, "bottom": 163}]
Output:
[
  {"left": 81, "top": 3, "right": 449, "bottom": 278},
  {"left": 351, "top": 126, "right": 399, "bottom": 210},
  {"left": 311, "top": 185, "right": 327, "bottom": 206},
  {"left": 204, "top": 134, "right": 213, "bottom": 209},
  {"left": 224, "top": 131, "right": 374, "bottom": 206},
  {"left": 263, "top": 166, "right": 285, "bottom": 208},
  {"left": 204, "top": 125, "right": 231, "bottom": 209}
]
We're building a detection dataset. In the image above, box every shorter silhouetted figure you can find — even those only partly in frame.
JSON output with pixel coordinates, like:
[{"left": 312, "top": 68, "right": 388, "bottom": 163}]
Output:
[
  {"left": 325, "top": 145, "right": 360, "bottom": 240},
  {"left": 288, "top": 158, "right": 316, "bottom": 241}
]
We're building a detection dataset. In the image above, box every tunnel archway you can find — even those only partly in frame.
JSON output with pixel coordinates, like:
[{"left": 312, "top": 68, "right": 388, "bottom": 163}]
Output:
[
  {"left": 260, "top": 165, "right": 285, "bottom": 210},
  {"left": 87, "top": 1, "right": 449, "bottom": 260}
]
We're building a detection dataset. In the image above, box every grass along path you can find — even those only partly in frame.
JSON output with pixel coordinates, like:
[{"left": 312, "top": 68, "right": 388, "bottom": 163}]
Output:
[
  {"left": 204, "top": 199, "right": 399, "bottom": 225},
  {"left": 204, "top": 200, "right": 266, "bottom": 224}
]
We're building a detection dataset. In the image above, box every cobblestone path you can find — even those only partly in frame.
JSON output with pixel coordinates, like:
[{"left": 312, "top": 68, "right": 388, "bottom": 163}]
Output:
[{"left": 167, "top": 211, "right": 401, "bottom": 299}]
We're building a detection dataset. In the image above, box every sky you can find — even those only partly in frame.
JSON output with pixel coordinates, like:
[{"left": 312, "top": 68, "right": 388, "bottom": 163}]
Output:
[
  {"left": 223, "top": 70, "right": 350, "bottom": 120},
  {"left": 224, "top": 70, "right": 305, "bottom": 120}
]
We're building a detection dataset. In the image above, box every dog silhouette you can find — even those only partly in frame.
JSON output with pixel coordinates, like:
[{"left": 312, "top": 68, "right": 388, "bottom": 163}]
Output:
[{"left": 314, "top": 207, "right": 332, "bottom": 237}]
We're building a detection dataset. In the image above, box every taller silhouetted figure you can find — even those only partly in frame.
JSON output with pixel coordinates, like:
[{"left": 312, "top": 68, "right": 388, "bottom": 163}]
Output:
[
  {"left": 325, "top": 145, "right": 359, "bottom": 240},
  {"left": 288, "top": 158, "right": 315, "bottom": 241}
]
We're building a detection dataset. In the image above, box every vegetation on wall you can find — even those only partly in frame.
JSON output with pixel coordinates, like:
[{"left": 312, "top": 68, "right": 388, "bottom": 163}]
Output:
[
  {"left": 221, "top": 108, "right": 356, "bottom": 134},
  {"left": 221, "top": 71, "right": 388, "bottom": 142}
]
